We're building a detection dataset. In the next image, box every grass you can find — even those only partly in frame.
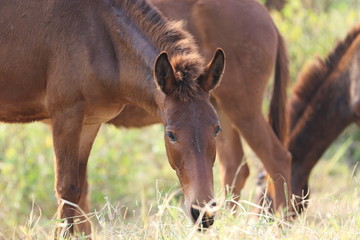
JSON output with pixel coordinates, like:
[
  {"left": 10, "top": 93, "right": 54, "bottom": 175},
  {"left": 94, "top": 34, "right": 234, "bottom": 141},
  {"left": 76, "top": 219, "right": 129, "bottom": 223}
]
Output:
[
  {"left": 0, "top": 123, "right": 359, "bottom": 239},
  {"left": 1, "top": 0, "right": 360, "bottom": 239}
]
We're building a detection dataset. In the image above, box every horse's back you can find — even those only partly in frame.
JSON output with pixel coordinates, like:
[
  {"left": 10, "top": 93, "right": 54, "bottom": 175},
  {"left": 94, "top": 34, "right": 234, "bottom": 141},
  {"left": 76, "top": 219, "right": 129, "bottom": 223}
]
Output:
[
  {"left": 190, "top": 0, "right": 278, "bottom": 59},
  {"left": 187, "top": 0, "right": 279, "bottom": 105}
]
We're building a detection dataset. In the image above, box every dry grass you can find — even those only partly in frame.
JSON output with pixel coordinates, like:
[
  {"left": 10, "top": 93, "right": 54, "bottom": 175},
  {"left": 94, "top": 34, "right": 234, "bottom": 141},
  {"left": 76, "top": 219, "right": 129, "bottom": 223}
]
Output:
[{"left": 1, "top": 145, "right": 358, "bottom": 240}]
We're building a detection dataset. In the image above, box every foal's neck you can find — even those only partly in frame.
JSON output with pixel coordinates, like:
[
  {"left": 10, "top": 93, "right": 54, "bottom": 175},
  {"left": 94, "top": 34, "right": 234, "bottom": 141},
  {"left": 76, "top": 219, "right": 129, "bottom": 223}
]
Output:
[
  {"left": 107, "top": 2, "right": 163, "bottom": 119},
  {"left": 104, "top": 0, "right": 204, "bottom": 121}
]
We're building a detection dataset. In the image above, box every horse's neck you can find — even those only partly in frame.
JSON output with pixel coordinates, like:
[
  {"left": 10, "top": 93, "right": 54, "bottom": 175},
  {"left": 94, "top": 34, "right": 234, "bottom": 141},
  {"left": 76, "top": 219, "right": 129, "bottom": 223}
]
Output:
[
  {"left": 289, "top": 37, "right": 360, "bottom": 168},
  {"left": 118, "top": 57, "right": 164, "bottom": 119},
  {"left": 288, "top": 72, "right": 354, "bottom": 168},
  {"left": 104, "top": 1, "right": 165, "bottom": 121}
]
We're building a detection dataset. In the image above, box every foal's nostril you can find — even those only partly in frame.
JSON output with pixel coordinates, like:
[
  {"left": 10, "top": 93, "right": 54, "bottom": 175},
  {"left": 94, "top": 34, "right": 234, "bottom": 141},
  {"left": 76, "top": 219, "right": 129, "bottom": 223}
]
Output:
[
  {"left": 190, "top": 207, "right": 215, "bottom": 229},
  {"left": 203, "top": 215, "right": 214, "bottom": 228},
  {"left": 190, "top": 207, "right": 200, "bottom": 222}
]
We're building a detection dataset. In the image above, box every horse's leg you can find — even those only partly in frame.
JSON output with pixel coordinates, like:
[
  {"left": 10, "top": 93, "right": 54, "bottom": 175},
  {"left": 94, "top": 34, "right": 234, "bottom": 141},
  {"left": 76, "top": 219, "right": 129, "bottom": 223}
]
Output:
[
  {"left": 51, "top": 105, "right": 86, "bottom": 238},
  {"left": 76, "top": 175, "right": 90, "bottom": 231},
  {"left": 234, "top": 112, "right": 291, "bottom": 213},
  {"left": 254, "top": 168, "right": 270, "bottom": 204},
  {"left": 216, "top": 107, "right": 249, "bottom": 206},
  {"left": 75, "top": 124, "right": 101, "bottom": 237},
  {"left": 215, "top": 70, "right": 291, "bottom": 214}
]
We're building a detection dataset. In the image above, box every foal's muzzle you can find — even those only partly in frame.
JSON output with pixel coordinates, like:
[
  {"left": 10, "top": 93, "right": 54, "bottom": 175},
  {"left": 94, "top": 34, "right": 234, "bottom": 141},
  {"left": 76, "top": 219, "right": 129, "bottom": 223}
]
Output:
[{"left": 190, "top": 202, "right": 217, "bottom": 229}]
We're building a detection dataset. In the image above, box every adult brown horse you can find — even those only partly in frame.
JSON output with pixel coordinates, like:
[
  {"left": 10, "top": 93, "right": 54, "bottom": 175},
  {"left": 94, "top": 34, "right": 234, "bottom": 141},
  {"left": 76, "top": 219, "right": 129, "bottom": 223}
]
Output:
[
  {"left": 109, "top": 0, "right": 292, "bottom": 214},
  {"left": 0, "top": 0, "right": 225, "bottom": 237},
  {"left": 287, "top": 22, "right": 360, "bottom": 211}
]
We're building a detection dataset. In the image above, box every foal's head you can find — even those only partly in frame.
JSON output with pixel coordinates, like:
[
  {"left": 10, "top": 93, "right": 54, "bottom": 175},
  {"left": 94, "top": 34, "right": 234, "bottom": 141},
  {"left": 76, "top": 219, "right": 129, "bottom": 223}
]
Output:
[{"left": 154, "top": 49, "right": 225, "bottom": 227}]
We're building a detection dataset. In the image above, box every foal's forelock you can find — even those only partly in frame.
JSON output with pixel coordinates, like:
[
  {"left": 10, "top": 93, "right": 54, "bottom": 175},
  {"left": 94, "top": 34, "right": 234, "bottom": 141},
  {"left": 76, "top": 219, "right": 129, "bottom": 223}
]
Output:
[
  {"left": 111, "top": 0, "right": 205, "bottom": 100},
  {"left": 289, "top": 22, "right": 360, "bottom": 132}
]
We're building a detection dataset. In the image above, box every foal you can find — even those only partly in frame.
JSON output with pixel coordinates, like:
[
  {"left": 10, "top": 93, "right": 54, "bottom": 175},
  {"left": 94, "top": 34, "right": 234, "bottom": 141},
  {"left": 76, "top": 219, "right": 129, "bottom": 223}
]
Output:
[
  {"left": 288, "top": 22, "right": 360, "bottom": 210},
  {"left": 110, "top": 0, "right": 293, "bottom": 214},
  {"left": 0, "top": 0, "right": 225, "bottom": 236}
]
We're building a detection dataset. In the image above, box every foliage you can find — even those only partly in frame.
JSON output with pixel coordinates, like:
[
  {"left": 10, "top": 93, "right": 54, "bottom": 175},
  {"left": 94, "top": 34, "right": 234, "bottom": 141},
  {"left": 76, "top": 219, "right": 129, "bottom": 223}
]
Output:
[{"left": 271, "top": 0, "right": 360, "bottom": 82}]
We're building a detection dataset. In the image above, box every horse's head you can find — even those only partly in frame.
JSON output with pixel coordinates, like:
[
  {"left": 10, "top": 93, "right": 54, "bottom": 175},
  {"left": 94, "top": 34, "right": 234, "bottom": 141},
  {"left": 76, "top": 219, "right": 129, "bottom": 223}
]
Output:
[
  {"left": 154, "top": 49, "right": 225, "bottom": 227},
  {"left": 291, "top": 161, "right": 311, "bottom": 213}
]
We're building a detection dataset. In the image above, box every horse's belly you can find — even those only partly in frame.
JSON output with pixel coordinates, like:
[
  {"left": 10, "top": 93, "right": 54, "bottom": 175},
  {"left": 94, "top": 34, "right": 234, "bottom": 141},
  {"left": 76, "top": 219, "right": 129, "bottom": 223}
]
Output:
[{"left": 0, "top": 101, "right": 48, "bottom": 123}]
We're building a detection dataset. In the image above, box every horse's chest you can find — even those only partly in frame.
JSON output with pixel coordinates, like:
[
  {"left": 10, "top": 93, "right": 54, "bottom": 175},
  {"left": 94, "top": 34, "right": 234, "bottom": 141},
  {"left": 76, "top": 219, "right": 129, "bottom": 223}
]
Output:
[{"left": 84, "top": 103, "right": 125, "bottom": 125}]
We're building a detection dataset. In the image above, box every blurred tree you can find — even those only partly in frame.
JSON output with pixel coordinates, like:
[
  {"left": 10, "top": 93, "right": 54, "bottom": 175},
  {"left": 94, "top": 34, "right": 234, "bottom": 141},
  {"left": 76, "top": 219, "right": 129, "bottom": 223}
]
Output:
[{"left": 265, "top": 0, "right": 286, "bottom": 11}]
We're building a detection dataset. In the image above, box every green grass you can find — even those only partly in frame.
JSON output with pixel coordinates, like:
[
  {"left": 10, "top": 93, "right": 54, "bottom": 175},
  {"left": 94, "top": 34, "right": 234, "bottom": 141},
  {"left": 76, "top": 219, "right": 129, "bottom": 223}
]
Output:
[
  {"left": 271, "top": 0, "right": 360, "bottom": 82},
  {"left": 0, "top": 123, "right": 359, "bottom": 239},
  {"left": 1, "top": 0, "right": 360, "bottom": 239}
]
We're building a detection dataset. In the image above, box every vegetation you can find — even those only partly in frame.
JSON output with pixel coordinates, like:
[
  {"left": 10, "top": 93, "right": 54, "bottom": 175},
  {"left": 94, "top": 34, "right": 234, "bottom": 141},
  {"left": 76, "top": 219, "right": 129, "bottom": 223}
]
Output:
[{"left": 0, "top": 0, "right": 359, "bottom": 239}]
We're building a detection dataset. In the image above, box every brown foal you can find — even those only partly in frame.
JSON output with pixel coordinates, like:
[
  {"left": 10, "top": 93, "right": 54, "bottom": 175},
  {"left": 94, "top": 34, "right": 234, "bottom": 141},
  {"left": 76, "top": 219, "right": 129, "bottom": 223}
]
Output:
[
  {"left": 0, "top": 0, "right": 225, "bottom": 237},
  {"left": 109, "top": 0, "right": 293, "bottom": 214}
]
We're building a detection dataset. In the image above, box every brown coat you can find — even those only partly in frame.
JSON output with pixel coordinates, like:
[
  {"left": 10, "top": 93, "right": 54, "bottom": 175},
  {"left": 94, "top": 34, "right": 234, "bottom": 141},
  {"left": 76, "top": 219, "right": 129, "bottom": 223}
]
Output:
[
  {"left": 109, "top": 0, "right": 293, "bottom": 214},
  {"left": 0, "top": 0, "right": 225, "bottom": 236}
]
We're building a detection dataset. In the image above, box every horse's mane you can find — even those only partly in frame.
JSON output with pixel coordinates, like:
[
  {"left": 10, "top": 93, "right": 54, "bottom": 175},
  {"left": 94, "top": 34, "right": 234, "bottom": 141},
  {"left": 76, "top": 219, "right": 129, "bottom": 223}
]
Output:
[
  {"left": 289, "top": 22, "right": 360, "bottom": 132},
  {"left": 116, "top": 0, "right": 205, "bottom": 100}
]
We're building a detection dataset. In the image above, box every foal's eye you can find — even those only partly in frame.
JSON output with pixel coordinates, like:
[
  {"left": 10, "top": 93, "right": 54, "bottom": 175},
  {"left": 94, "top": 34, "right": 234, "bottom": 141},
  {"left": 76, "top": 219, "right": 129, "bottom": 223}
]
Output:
[
  {"left": 214, "top": 125, "right": 222, "bottom": 137},
  {"left": 166, "top": 131, "right": 177, "bottom": 142}
]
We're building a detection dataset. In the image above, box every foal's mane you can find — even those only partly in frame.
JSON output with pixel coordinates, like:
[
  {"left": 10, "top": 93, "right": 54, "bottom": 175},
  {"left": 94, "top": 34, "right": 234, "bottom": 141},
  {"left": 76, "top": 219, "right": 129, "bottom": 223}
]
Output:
[
  {"left": 115, "top": 0, "right": 205, "bottom": 100},
  {"left": 289, "top": 22, "right": 360, "bottom": 131}
]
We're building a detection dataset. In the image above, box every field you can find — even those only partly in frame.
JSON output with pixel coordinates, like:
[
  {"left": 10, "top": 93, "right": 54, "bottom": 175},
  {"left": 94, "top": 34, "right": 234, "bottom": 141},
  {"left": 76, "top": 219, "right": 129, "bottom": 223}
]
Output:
[{"left": 0, "top": 0, "right": 360, "bottom": 239}]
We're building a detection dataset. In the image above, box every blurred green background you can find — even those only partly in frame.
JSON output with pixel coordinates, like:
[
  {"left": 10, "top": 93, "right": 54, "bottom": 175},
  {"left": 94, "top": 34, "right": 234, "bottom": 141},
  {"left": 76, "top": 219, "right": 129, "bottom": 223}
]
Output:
[{"left": 0, "top": 0, "right": 359, "bottom": 237}]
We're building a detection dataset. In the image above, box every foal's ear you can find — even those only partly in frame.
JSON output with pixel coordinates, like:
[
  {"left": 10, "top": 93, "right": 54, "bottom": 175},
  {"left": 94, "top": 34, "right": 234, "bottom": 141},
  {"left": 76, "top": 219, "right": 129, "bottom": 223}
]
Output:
[
  {"left": 154, "top": 52, "right": 176, "bottom": 95},
  {"left": 199, "top": 48, "right": 225, "bottom": 92}
]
